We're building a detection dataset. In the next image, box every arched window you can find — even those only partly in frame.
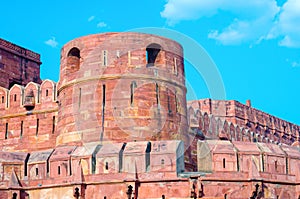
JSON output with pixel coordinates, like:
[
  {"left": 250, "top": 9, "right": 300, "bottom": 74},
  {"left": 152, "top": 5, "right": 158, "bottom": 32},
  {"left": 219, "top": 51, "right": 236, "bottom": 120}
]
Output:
[
  {"left": 12, "top": 193, "right": 17, "bottom": 199},
  {"left": 67, "top": 47, "right": 80, "bottom": 71},
  {"left": 68, "top": 47, "right": 80, "bottom": 58},
  {"left": 146, "top": 43, "right": 161, "bottom": 67}
]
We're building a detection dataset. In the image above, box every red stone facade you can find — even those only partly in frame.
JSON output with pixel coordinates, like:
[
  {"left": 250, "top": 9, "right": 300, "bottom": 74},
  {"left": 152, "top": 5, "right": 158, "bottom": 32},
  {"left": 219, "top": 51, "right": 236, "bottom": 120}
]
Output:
[
  {"left": 0, "top": 34, "right": 300, "bottom": 199},
  {"left": 0, "top": 38, "right": 41, "bottom": 89}
]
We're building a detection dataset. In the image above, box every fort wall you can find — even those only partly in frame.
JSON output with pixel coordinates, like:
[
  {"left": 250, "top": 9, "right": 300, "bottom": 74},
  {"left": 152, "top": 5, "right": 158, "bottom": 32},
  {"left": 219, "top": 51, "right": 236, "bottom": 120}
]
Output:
[{"left": 0, "top": 38, "right": 41, "bottom": 89}]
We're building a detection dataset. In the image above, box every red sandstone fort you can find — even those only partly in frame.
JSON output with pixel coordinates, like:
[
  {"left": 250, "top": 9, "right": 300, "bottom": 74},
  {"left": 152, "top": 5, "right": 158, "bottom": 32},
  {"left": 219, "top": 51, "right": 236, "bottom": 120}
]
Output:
[{"left": 0, "top": 33, "right": 300, "bottom": 199}]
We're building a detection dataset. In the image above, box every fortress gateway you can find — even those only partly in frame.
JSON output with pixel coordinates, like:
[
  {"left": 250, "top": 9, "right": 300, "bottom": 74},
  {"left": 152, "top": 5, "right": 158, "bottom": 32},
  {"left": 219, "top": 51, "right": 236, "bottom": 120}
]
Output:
[{"left": 0, "top": 33, "right": 300, "bottom": 199}]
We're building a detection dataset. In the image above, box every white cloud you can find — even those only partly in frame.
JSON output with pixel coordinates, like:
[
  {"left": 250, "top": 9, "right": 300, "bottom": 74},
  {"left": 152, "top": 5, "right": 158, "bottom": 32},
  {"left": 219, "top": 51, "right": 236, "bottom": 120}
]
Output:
[
  {"left": 286, "top": 58, "right": 300, "bottom": 67},
  {"left": 291, "top": 61, "right": 300, "bottom": 67},
  {"left": 97, "top": 22, "right": 107, "bottom": 28},
  {"left": 273, "top": 0, "right": 300, "bottom": 47},
  {"left": 88, "top": 16, "right": 95, "bottom": 22},
  {"left": 161, "top": 0, "right": 300, "bottom": 47},
  {"left": 45, "top": 37, "right": 58, "bottom": 48}
]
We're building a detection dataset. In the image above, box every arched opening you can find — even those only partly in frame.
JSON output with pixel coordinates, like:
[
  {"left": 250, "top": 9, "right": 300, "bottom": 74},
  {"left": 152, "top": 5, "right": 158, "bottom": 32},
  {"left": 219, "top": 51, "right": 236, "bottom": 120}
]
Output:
[
  {"left": 12, "top": 193, "right": 17, "bottom": 199},
  {"left": 74, "top": 187, "right": 80, "bottom": 199},
  {"left": 67, "top": 47, "right": 80, "bottom": 72},
  {"left": 146, "top": 43, "right": 161, "bottom": 67},
  {"left": 68, "top": 47, "right": 80, "bottom": 58}
]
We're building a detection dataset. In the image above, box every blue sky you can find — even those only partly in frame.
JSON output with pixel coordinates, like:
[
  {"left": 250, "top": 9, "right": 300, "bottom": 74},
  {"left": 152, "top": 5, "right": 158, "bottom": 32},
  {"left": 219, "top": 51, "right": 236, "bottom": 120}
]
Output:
[{"left": 1, "top": 0, "right": 299, "bottom": 124}]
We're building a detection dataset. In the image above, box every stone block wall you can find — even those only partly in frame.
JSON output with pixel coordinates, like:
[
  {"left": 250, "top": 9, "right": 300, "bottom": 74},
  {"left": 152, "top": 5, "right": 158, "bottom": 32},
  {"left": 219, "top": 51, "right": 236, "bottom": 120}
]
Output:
[{"left": 0, "top": 38, "right": 41, "bottom": 89}]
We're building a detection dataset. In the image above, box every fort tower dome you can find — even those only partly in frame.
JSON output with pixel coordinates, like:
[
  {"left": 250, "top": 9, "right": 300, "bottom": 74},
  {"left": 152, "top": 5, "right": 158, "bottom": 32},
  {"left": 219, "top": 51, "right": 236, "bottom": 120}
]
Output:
[{"left": 56, "top": 32, "right": 188, "bottom": 145}]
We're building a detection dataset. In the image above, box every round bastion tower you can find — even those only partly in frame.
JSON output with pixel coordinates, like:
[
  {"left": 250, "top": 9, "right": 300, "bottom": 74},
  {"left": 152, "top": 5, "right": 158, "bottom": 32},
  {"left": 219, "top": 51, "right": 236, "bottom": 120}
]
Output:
[{"left": 56, "top": 32, "right": 188, "bottom": 145}]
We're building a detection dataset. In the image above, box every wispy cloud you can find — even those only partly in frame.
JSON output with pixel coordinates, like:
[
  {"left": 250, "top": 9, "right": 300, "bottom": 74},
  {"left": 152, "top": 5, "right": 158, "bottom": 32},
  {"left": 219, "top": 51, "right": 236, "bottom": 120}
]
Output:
[
  {"left": 161, "top": 0, "right": 300, "bottom": 48},
  {"left": 291, "top": 61, "right": 300, "bottom": 67},
  {"left": 97, "top": 22, "right": 107, "bottom": 28},
  {"left": 88, "top": 16, "right": 95, "bottom": 22},
  {"left": 286, "top": 58, "right": 300, "bottom": 67},
  {"left": 45, "top": 37, "right": 58, "bottom": 48}
]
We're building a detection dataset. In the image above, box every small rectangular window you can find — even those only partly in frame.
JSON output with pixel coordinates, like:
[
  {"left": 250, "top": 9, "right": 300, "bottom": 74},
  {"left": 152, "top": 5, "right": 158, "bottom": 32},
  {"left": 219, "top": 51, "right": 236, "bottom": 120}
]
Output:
[
  {"left": 5, "top": 123, "right": 8, "bottom": 139},
  {"left": 14, "top": 94, "right": 17, "bottom": 102},
  {"left": 36, "top": 167, "right": 39, "bottom": 176},
  {"left": 20, "top": 121, "right": 23, "bottom": 138},
  {"left": 36, "top": 119, "right": 39, "bottom": 136},
  {"left": 52, "top": 116, "right": 55, "bottom": 134},
  {"left": 1, "top": 96, "right": 4, "bottom": 103},
  {"left": 58, "top": 165, "right": 61, "bottom": 175},
  {"left": 102, "top": 50, "right": 108, "bottom": 66}
]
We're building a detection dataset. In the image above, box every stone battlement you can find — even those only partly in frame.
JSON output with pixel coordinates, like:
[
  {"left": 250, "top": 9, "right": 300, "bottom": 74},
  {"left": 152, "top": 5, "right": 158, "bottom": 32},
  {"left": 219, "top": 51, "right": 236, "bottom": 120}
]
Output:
[
  {"left": 0, "top": 80, "right": 58, "bottom": 151},
  {"left": 188, "top": 99, "right": 300, "bottom": 145}
]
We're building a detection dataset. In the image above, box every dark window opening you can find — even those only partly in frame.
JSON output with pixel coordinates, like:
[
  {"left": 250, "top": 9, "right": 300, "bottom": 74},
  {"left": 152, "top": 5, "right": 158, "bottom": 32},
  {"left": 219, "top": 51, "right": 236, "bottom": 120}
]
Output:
[
  {"left": 52, "top": 116, "right": 55, "bottom": 134},
  {"left": 275, "top": 160, "right": 278, "bottom": 172},
  {"left": 223, "top": 158, "right": 226, "bottom": 169},
  {"left": 36, "top": 119, "right": 39, "bottom": 136},
  {"left": 36, "top": 167, "right": 39, "bottom": 176},
  {"left": 104, "top": 197, "right": 107, "bottom": 199},
  {"left": 20, "top": 121, "right": 23, "bottom": 138},
  {"left": 5, "top": 123, "right": 8, "bottom": 139},
  {"left": 162, "top": 195, "right": 165, "bottom": 199},
  {"left": 145, "top": 142, "right": 151, "bottom": 172},
  {"left": 105, "top": 162, "right": 108, "bottom": 170},
  {"left": 46, "top": 89, "right": 49, "bottom": 97},
  {"left": 155, "top": 83, "right": 160, "bottom": 106},
  {"left": 167, "top": 90, "right": 171, "bottom": 114},
  {"left": 68, "top": 47, "right": 80, "bottom": 58},
  {"left": 14, "top": 94, "right": 17, "bottom": 102},
  {"left": 1, "top": 96, "right": 4, "bottom": 103},
  {"left": 67, "top": 47, "right": 80, "bottom": 71},
  {"left": 74, "top": 187, "right": 80, "bottom": 199},
  {"left": 146, "top": 43, "right": 161, "bottom": 67},
  {"left": 100, "top": 84, "right": 106, "bottom": 141},
  {"left": 58, "top": 166, "right": 61, "bottom": 175},
  {"left": 286, "top": 157, "right": 289, "bottom": 174},
  {"left": 102, "top": 50, "right": 108, "bottom": 66},
  {"left": 12, "top": 193, "right": 17, "bottom": 199}
]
